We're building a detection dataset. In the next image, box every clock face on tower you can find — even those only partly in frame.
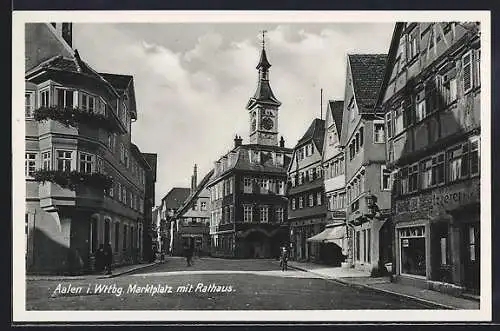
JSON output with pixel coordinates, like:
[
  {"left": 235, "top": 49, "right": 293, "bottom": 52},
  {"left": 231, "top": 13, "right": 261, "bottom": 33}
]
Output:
[{"left": 261, "top": 117, "right": 274, "bottom": 130}]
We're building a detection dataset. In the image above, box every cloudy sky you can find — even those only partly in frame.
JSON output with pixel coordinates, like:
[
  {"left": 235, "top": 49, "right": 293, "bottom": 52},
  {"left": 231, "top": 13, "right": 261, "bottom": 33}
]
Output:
[{"left": 72, "top": 22, "right": 394, "bottom": 206}]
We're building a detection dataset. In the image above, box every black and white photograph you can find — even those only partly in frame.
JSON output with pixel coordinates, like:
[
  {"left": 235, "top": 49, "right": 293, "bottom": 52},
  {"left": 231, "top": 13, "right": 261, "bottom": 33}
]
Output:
[{"left": 12, "top": 10, "right": 491, "bottom": 322}]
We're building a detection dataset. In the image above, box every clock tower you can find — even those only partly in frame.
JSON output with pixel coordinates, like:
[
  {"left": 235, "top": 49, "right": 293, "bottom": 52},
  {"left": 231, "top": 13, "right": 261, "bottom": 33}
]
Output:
[{"left": 246, "top": 32, "right": 281, "bottom": 146}]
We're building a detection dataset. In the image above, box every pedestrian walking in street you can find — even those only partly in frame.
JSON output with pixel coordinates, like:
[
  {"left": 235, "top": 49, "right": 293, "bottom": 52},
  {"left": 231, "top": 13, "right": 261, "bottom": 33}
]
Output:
[
  {"left": 95, "top": 244, "right": 104, "bottom": 273},
  {"left": 103, "top": 242, "right": 113, "bottom": 275},
  {"left": 184, "top": 243, "right": 194, "bottom": 267},
  {"left": 280, "top": 246, "right": 288, "bottom": 271}
]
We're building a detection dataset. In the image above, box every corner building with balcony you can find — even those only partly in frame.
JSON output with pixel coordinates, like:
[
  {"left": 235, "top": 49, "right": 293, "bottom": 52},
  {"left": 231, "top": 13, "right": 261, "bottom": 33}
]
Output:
[
  {"left": 24, "top": 23, "right": 155, "bottom": 274},
  {"left": 207, "top": 44, "right": 292, "bottom": 258},
  {"left": 287, "top": 119, "right": 328, "bottom": 263},
  {"left": 379, "top": 22, "right": 481, "bottom": 294},
  {"left": 340, "top": 54, "right": 392, "bottom": 273}
]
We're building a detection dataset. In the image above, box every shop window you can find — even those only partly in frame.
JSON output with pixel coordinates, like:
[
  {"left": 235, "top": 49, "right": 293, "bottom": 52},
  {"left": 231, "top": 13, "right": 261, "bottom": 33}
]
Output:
[{"left": 399, "top": 226, "right": 426, "bottom": 277}]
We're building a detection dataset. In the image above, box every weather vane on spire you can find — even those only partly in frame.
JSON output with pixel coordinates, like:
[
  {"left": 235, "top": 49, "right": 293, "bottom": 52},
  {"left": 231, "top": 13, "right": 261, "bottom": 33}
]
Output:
[{"left": 260, "top": 30, "right": 267, "bottom": 49}]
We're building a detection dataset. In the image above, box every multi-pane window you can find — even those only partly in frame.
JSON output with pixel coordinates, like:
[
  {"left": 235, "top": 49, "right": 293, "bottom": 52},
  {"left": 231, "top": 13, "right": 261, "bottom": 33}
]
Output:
[
  {"left": 400, "top": 167, "right": 409, "bottom": 194},
  {"left": 243, "top": 177, "right": 252, "bottom": 193},
  {"left": 470, "top": 138, "right": 480, "bottom": 175},
  {"left": 381, "top": 165, "right": 391, "bottom": 190},
  {"left": 385, "top": 112, "right": 393, "bottom": 139},
  {"left": 260, "top": 207, "right": 269, "bottom": 223},
  {"left": 25, "top": 92, "right": 35, "bottom": 118},
  {"left": 298, "top": 197, "right": 304, "bottom": 209},
  {"left": 56, "top": 88, "right": 74, "bottom": 108},
  {"left": 394, "top": 107, "right": 404, "bottom": 135},
  {"left": 408, "top": 28, "right": 419, "bottom": 59},
  {"left": 42, "top": 151, "right": 51, "bottom": 170},
  {"left": 124, "top": 149, "right": 129, "bottom": 168},
  {"left": 291, "top": 198, "right": 296, "bottom": 210},
  {"left": 243, "top": 205, "right": 253, "bottom": 223},
  {"left": 278, "top": 181, "right": 285, "bottom": 195},
  {"left": 462, "top": 50, "right": 473, "bottom": 94},
  {"left": 201, "top": 202, "right": 207, "bottom": 211},
  {"left": 432, "top": 153, "right": 445, "bottom": 186},
  {"left": 409, "top": 163, "right": 419, "bottom": 192},
  {"left": 308, "top": 194, "right": 314, "bottom": 207},
  {"left": 81, "top": 93, "right": 96, "bottom": 113},
  {"left": 120, "top": 144, "right": 125, "bottom": 163},
  {"left": 123, "top": 186, "right": 127, "bottom": 205},
  {"left": 117, "top": 182, "right": 122, "bottom": 201},
  {"left": 442, "top": 70, "right": 458, "bottom": 105},
  {"left": 79, "top": 152, "right": 93, "bottom": 173},
  {"left": 374, "top": 122, "right": 385, "bottom": 143},
  {"left": 317, "top": 192, "right": 322, "bottom": 206},
  {"left": 448, "top": 143, "right": 470, "bottom": 182},
  {"left": 56, "top": 150, "right": 73, "bottom": 171},
  {"left": 415, "top": 90, "right": 427, "bottom": 122},
  {"left": 25, "top": 153, "right": 37, "bottom": 177},
  {"left": 276, "top": 208, "right": 284, "bottom": 223},
  {"left": 421, "top": 159, "right": 433, "bottom": 189},
  {"left": 39, "top": 89, "right": 50, "bottom": 107}
]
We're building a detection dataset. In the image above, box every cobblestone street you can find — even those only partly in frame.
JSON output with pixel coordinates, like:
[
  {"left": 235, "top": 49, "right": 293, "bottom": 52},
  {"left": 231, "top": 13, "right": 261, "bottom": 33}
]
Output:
[{"left": 26, "top": 257, "right": 432, "bottom": 310}]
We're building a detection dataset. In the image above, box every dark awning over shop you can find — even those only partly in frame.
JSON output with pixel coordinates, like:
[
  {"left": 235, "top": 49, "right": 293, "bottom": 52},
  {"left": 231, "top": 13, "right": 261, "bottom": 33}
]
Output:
[{"left": 306, "top": 225, "right": 346, "bottom": 248}]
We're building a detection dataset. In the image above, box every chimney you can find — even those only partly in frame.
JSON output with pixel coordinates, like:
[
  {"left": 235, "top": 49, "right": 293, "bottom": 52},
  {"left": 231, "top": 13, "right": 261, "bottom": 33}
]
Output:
[
  {"left": 62, "top": 23, "right": 73, "bottom": 48},
  {"left": 280, "top": 136, "right": 285, "bottom": 148},
  {"left": 234, "top": 134, "right": 243, "bottom": 148},
  {"left": 53, "top": 23, "right": 73, "bottom": 48},
  {"left": 191, "top": 164, "right": 198, "bottom": 192}
]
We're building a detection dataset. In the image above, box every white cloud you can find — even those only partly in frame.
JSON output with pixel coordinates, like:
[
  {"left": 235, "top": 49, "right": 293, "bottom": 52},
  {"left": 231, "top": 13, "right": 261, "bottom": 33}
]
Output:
[{"left": 73, "top": 23, "right": 393, "bottom": 205}]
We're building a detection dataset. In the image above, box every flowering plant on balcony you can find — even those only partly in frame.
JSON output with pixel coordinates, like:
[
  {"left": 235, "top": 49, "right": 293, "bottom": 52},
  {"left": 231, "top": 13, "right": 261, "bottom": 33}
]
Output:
[
  {"left": 32, "top": 169, "right": 113, "bottom": 192},
  {"left": 33, "top": 106, "right": 121, "bottom": 133}
]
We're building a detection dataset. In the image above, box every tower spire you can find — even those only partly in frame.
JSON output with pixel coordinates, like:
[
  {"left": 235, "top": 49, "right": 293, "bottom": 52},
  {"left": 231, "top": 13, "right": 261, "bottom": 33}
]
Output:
[{"left": 261, "top": 29, "right": 267, "bottom": 49}]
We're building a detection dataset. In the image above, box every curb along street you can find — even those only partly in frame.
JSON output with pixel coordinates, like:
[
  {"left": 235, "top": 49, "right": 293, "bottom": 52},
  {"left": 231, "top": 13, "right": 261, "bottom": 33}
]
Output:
[{"left": 287, "top": 264, "right": 456, "bottom": 310}]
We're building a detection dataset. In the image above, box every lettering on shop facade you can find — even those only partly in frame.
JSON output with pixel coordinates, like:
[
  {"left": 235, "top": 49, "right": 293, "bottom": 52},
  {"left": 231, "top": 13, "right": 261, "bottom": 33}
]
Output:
[{"left": 395, "top": 181, "right": 480, "bottom": 215}]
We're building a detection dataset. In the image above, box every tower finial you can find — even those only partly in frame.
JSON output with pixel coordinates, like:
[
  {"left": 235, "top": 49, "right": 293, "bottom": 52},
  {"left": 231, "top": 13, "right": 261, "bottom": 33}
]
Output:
[{"left": 260, "top": 30, "right": 267, "bottom": 49}]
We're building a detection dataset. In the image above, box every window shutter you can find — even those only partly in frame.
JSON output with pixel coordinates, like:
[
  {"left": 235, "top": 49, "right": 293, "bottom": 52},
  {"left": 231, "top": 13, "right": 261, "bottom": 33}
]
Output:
[{"left": 462, "top": 51, "right": 473, "bottom": 93}]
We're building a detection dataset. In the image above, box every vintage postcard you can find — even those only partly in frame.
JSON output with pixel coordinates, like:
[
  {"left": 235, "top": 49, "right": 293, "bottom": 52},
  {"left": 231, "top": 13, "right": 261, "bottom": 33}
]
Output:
[{"left": 12, "top": 10, "right": 491, "bottom": 322}]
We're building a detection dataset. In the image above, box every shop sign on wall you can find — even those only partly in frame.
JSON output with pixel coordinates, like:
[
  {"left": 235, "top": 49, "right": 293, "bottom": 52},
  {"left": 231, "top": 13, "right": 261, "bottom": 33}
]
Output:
[{"left": 395, "top": 180, "right": 480, "bottom": 215}]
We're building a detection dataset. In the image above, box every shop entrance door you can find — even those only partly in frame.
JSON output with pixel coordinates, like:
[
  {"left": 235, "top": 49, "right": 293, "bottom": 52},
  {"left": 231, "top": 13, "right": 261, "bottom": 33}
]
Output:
[{"left": 463, "top": 223, "right": 480, "bottom": 294}]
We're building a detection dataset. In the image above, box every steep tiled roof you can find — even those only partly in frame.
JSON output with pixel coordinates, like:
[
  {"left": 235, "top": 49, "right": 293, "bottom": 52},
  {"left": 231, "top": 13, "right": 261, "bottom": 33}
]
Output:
[
  {"left": 348, "top": 54, "right": 388, "bottom": 113},
  {"left": 296, "top": 118, "right": 326, "bottom": 153},
  {"left": 176, "top": 169, "right": 215, "bottom": 216},
  {"left": 161, "top": 188, "right": 191, "bottom": 210},
  {"left": 99, "top": 72, "right": 133, "bottom": 92},
  {"left": 43, "top": 56, "right": 79, "bottom": 72},
  {"left": 329, "top": 100, "right": 344, "bottom": 136},
  {"left": 249, "top": 80, "right": 281, "bottom": 107},
  {"left": 233, "top": 147, "right": 292, "bottom": 174}
]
